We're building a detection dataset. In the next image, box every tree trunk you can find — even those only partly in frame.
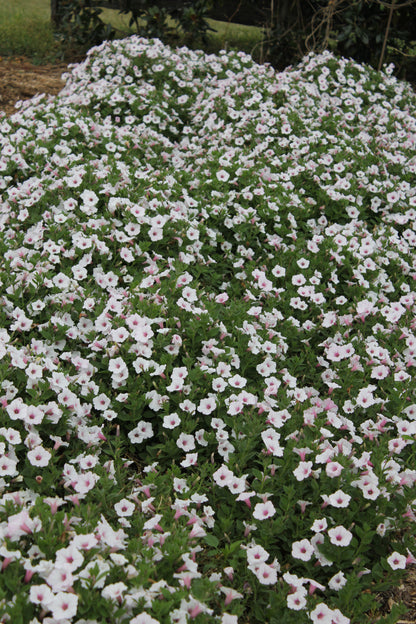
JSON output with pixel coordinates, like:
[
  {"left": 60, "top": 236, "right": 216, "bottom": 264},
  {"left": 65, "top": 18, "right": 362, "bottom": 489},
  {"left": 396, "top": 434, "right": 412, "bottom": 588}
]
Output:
[{"left": 51, "top": 0, "right": 59, "bottom": 25}]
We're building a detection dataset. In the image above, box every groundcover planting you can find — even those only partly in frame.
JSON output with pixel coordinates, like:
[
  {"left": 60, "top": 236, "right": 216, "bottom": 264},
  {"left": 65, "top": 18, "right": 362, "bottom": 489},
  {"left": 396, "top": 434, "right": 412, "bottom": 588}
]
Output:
[{"left": 0, "top": 36, "right": 416, "bottom": 624}]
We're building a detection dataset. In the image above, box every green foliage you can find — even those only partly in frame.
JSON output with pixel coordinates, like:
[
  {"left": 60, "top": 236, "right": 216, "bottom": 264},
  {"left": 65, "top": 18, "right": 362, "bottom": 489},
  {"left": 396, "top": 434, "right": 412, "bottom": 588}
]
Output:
[
  {"left": 330, "top": 0, "right": 416, "bottom": 78},
  {"left": 258, "top": 0, "right": 416, "bottom": 81},
  {"left": 173, "top": 0, "right": 216, "bottom": 45},
  {"left": 387, "top": 36, "right": 416, "bottom": 82},
  {"left": 53, "top": 0, "right": 116, "bottom": 56},
  {"left": 114, "top": 0, "right": 216, "bottom": 45},
  {"left": 51, "top": 0, "right": 217, "bottom": 55}
]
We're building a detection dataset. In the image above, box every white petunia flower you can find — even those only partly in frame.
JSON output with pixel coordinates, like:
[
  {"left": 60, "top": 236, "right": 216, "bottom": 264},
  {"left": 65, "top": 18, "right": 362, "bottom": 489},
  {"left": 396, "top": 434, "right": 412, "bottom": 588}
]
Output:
[
  {"left": 328, "top": 526, "right": 353, "bottom": 547},
  {"left": 387, "top": 551, "right": 407, "bottom": 570},
  {"left": 253, "top": 501, "right": 276, "bottom": 520}
]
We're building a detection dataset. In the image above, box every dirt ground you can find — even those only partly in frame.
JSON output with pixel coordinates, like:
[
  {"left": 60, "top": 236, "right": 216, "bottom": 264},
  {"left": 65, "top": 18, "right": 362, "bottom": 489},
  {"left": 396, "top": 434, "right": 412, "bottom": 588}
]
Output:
[
  {"left": 1, "top": 55, "right": 416, "bottom": 624},
  {"left": 0, "top": 56, "right": 69, "bottom": 116},
  {"left": 378, "top": 567, "right": 416, "bottom": 623}
]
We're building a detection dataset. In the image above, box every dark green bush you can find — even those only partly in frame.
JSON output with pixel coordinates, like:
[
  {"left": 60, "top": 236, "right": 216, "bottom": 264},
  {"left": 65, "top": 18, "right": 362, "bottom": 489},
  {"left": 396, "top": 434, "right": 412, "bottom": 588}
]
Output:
[
  {"left": 52, "top": 0, "right": 216, "bottom": 52},
  {"left": 118, "top": 0, "right": 216, "bottom": 45},
  {"left": 262, "top": 0, "right": 416, "bottom": 82},
  {"left": 329, "top": 0, "right": 416, "bottom": 80},
  {"left": 53, "top": 0, "right": 116, "bottom": 57}
]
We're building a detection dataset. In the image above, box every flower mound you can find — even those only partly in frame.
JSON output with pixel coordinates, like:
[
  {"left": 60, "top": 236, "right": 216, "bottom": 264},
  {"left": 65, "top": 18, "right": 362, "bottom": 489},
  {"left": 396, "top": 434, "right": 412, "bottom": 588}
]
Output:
[{"left": 0, "top": 36, "right": 416, "bottom": 624}]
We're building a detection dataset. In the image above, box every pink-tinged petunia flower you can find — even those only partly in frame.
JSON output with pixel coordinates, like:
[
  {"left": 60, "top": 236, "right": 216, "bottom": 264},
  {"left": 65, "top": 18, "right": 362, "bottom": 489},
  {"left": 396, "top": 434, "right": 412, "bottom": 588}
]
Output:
[
  {"left": 179, "top": 398, "right": 196, "bottom": 414},
  {"left": 287, "top": 588, "right": 307, "bottom": 610},
  {"left": 386, "top": 191, "right": 400, "bottom": 203},
  {"left": 236, "top": 491, "right": 256, "bottom": 508},
  {"left": 253, "top": 561, "right": 278, "bottom": 585},
  {"left": 331, "top": 607, "right": 350, "bottom": 624},
  {"left": 325, "top": 490, "right": 351, "bottom": 508},
  {"left": 228, "top": 374, "right": 247, "bottom": 389},
  {"left": 212, "top": 377, "right": 227, "bottom": 392},
  {"left": 6, "top": 398, "right": 28, "bottom": 421},
  {"left": 195, "top": 429, "right": 208, "bottom": 446},
  {"left": 148, "top": 227, "right": 163, "bottom": 241},
  {"left": 246, "top": 544, "right": 270, "bottom": 565},
  {"left": 176, "top": 433, "right": 196, "bottom": 452},
  {"left": 46, "top": 567, "right": 74, "bottom": 592},
  {"left": 328, "top": 526, "right": 353, "bottom": 547},
  {"left": 0, "top": 456, "right": 18, "bottom": 477},
  {"left": 163, "top": 413, "right": 181, "bottom": 429},
  {"left": 93, "top": 393, "right": 111, "bottom": 411},
  {"left": 387, "top": 551, "right": 407, "bottom": 570},
  {"left": 261, "top": 428, "right": 284, "bottom": 457},
  {"left": 325, "top": 461, "right": 343, "bottom": 478},
  {"left": 388, "top": 437, "right": 408, "bottom": 454},
  {"left": 114, "top": 499, "right": 135, "bottom": 517},
  {"left": 311, "top": 518, "right": 328, "bottom": 533},
  {"left": 293, "top": 461, "right": 313, "bottom": 481},
  {"left": 198, "top": 396, "right": 217, "bottom": 415},
  {"left": 328, "top": 571, "right": 347, "bottom": 591},
  {"left": 227, "top": 398, "right": 244, "bottom": 416},
  {"left": 29, "top": 584, "right": 54, "bottom": 606},
  {"left": 95, "top": 515, "right": 127, "bottom": 549},
  {"left": 220, "top": 586, "right": 243, "bottom": 605},
  {"left": 253, "top": 501, "right": 276, "bottom": 520},
  {"left": 73, "top": 471, "right": 99, "bottom": 494},
  {"left": 221, "top": 614, "right": 238, "bottom": 624},
  {"left": 371, "top": 364, "right": 390, "bottom": 379},
  {"left": 128, "top": 421, "right": 154, "bottom": 444},
  {"left": 291, "top": 539, "right": 314, "bottom": 561},
  {"left": 6, "top": 510, "right": 40, "bottom": 540},
  {"left": 215, "top": 293, "right": 229, "bottom": 304},
  {"left": 55, "top": 545, "right": 84, "bottom": 571},
  {"left": 186, "top": 522, "right": 205, "bottom": 538},
  {"left": 71, "top": 533, "right": 98, "bottom": 551},
  {"left": 130, "top": 613, "right": 160, "bottom": 624},
  {"left": 120, "top": 246, "right": 135, "bottom": 262},
  {"left": 216, "top": 170, "right": 230, "bottom": 182},
  {"left": 356, "top": 386, "right": 377, "bottom": 408},
  {"left": 309, "top": 603, "right": 334, "bottom": 624},
  {"left": 102, "top": 581, "right": 128, "bottom": 602},
  {"left": 180, "top": 453, "right": 198, "bottom": 467},
  {"left": 213, "top": 465, "right": 234, "bottom": 487},
  {"left": 360, "top": 481, "right": 380, "bottom": 500},
  {"left": 228, "top": 475, "right": 248, "bottom": 495},
  {"left": 27, "top": 446, "right": 52, "bottom": 468}
]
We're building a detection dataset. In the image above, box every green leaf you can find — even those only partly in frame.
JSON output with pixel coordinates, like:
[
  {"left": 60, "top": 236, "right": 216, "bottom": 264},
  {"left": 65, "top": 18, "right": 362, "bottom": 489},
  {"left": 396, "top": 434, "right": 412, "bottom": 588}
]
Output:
[{"left": 204, "top": 533, "right": 219, "bottom": 548}]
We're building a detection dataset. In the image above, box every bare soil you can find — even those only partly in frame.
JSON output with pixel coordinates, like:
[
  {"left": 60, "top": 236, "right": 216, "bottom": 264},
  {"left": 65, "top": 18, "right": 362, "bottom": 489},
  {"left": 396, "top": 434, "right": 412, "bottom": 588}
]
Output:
[
  {"left": 0, "top": 56, "right": 69, "bottom": 116},
  {"left": 0, "top": 54, "right": 416, "bottom": 624},
  {"left": 376, "top": 567, "right": 416, "bottom": 623}
]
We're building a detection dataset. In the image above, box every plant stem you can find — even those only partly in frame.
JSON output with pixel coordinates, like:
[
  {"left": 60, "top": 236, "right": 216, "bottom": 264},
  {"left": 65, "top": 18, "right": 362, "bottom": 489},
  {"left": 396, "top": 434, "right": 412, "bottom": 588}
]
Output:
[{"left": 378, "top": 0, "right": 396, "bottom": 71}]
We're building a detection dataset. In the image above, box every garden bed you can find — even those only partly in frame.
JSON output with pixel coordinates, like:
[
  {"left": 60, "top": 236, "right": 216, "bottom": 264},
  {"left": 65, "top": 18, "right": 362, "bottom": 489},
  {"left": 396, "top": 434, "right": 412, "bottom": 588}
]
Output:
[{"left": 1, "top": 38, "right": 416, "bottom": 624}]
